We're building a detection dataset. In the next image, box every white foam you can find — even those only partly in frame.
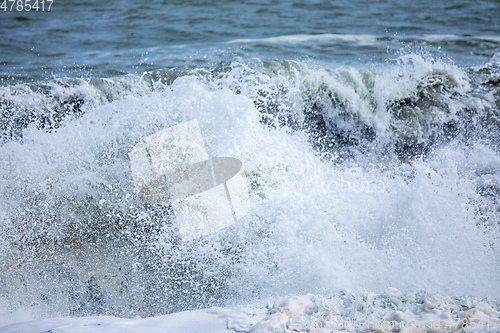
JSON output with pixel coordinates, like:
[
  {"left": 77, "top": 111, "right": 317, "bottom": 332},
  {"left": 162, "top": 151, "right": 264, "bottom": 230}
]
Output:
[
  {"left": 1, "top": 291, "right": 498, "bottom": 332},
  {"left": 0, "top": 57, "right": 498, "bottom": 325},
  {"left": 228, "top": 33, "right": 378, "bottom": 45},
  {"left": 228, "top": 34, "right": 500, "bottom": 47},
  {"left": 421, "top": 34, "right": 463, "bottom": 42},
  {"left": 421, "top": 34, "right": 500, "bottom": 44}
]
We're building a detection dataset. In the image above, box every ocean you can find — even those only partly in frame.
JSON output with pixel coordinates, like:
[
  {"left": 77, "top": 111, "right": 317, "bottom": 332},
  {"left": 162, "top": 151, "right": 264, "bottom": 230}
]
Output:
[{"left": 0, "top": 0, "right": 499, "bottom": 331}]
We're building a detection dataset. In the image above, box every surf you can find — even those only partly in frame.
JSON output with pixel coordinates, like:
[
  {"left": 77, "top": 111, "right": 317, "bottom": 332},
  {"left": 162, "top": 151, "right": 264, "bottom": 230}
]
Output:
[{"left": 0, "top": 53, "right": 499, "bottom": 325}]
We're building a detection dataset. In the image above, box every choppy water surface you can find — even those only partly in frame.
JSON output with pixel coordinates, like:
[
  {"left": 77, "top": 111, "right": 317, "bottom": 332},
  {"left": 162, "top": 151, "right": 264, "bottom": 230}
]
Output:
[{"left": 1, "top": 0, "right": 499, "bottom": 80}]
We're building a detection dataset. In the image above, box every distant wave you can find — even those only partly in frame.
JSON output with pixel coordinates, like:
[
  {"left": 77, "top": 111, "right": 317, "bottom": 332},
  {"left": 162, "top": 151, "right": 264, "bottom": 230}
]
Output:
[
  {"left": 421, "top": 34, "right": 500, "bottom": 43},
  {"left": 227, "top": 33, "right": 500, "bottom": 46},
  {"left": 227, "top": 33, "right": 378, "bottom": 45}
]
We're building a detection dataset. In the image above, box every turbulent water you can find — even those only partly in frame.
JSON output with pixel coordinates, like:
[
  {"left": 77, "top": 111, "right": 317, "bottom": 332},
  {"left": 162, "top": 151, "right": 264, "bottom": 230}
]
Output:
[{"left": 0, "top": 0, "right": 499, "bottom": 328}]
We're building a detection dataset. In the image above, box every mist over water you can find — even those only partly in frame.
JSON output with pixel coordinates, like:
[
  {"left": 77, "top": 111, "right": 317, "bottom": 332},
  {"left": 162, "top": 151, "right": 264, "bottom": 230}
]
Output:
[{"left": 0, "top": 0, "right": 499, "bottom": 328}]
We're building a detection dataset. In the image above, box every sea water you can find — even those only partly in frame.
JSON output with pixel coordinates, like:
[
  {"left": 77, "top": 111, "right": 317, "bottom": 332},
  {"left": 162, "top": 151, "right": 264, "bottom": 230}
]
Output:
[{"left": 0, "top": 0, "right": 499, "bottom": 330}]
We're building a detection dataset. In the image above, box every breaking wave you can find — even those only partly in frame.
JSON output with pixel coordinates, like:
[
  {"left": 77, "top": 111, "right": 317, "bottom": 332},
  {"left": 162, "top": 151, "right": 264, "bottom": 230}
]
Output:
[{"left": 0, "top": 53, "right": 499, "bottom": 325}]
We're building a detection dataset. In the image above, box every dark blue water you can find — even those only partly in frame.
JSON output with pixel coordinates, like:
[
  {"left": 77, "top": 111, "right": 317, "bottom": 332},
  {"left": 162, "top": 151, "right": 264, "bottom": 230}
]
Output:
[{"left": 1, "top": 0, "right": 499, "bottom": 81}]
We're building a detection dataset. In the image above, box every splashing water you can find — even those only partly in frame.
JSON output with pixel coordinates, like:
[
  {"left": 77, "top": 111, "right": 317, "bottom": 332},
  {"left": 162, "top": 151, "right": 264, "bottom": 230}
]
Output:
[{"left": 0, "top": 54, "right": 499, "bottom": 326}]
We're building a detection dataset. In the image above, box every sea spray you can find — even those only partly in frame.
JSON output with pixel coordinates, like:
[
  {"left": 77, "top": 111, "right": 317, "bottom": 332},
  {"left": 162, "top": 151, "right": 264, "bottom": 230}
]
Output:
[{"left": 0, "top": 55, "right": 498, "bottom": 325}]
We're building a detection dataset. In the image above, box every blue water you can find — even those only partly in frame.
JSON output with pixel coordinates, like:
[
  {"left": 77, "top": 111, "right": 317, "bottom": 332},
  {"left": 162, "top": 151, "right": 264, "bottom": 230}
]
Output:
[
  {"left": 0, "top": 0, "right": 499, "bottom": 326},
  {"left": 1, "top": 0, "right": 499, "bottom": 81}
]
